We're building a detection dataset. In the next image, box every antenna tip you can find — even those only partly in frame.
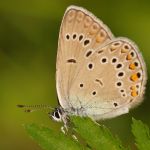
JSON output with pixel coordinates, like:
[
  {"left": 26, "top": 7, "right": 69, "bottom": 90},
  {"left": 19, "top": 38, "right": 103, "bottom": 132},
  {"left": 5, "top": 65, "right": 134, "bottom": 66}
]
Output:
[
  {"left": 25, "top": 109, "right": 32, "bottom": 112},
  {"left": 17, "top": 104, "right": 25, "bottom": 108}
]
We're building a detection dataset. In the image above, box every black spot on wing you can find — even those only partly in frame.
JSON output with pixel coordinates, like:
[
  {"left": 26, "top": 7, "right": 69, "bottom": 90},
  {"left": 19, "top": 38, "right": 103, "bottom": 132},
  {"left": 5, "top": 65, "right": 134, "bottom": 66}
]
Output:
[{"left": 67, "top": 59, "right": 77, "bottom": 63}]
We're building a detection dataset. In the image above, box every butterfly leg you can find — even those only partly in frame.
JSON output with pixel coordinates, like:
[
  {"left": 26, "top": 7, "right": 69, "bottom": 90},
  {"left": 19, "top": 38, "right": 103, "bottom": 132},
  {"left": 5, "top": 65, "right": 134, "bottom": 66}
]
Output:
[
  {"left": 72, "top": 134, "right": 78, "bottom": 142},
  {"left": 61, "top": 126, "right": 67, "bottom": 134},
  {"left": 60, "top": 111, "right": 69, "bottom": 134}
]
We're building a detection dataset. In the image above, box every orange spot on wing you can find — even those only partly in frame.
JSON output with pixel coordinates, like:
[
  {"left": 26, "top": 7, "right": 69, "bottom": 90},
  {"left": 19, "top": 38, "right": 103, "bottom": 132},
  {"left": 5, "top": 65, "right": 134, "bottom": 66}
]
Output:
[
  {"left": 130, "top": 86, "right": 136, "bottom": 90},
  {"left": 89, "top": 23, "right": 99, "bottom": 35},
  {"left": 130, "top": 85, "right": 138, "bottom": 97},
  {"left": 110, "top": 45, "right": 118, "bottom": 51},
  {"left": 121, "top": 44, "right": 131, "bottom": 53},
  {"left": 129, "top": 63, "right": 136, "bottom": 70},
  {"left": 96, "top": 34, "right": 102, "bottom": 43},
  {"left": 121, "top": 48, "right": 129, "bottom": 53},
  {"left": 131, "top": 91, "right": 138, "bottom": 97},
  {"left": 84, "top": 16, "right": 92, "bottom": 28},
  {"left": 130, "top": 74, "right": 138, "bottom": 82},
  {"left": 67, "top": 10, "right": 76, "bottom": 22},
  {"left": 76, "top": 12, "right": 84, "bottom": 22},
  {"left": 126, "top": 54, "right": 132, "bottom": 60}
]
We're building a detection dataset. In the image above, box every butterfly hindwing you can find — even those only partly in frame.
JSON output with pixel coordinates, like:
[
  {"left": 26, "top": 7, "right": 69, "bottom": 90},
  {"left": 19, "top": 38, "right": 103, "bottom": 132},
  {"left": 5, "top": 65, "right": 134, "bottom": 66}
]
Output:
[{"left": 68, "top": 38, "right": 147, "bottom": 120}]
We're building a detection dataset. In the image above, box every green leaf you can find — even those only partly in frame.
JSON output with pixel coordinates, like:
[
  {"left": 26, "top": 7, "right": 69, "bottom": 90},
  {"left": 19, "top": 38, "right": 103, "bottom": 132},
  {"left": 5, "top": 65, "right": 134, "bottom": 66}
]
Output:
[
  {"left": 131, "top": 118, "right": 150, "bottom": 150},
  {"left": 71, "top": 116, "right": 127, "bottom": 150},
  {"left": 24, "top": 117, "right": 150, "bottom": 150},
  {"left": 24, "top": 123, "right": 84, "bottom": 150}
]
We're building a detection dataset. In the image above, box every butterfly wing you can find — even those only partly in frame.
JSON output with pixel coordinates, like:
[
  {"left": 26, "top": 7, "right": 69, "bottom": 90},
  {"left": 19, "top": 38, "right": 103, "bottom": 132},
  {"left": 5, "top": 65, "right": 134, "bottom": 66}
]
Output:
[
  {"left": 56, "top": 6, "right": 147, "bottom": 120},
  {"left": 56, "top": 6, "right": 114, "bottom": 109},
  {"left": 68, "top": 38, "right": 147, "bottom": 120}
]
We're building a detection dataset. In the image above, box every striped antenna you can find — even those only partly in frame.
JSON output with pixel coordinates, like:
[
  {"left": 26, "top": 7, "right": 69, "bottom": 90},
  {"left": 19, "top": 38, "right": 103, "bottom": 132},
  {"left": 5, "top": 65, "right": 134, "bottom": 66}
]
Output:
[{"left": 17, "top": 104, "right": 54, "bottom": 113}]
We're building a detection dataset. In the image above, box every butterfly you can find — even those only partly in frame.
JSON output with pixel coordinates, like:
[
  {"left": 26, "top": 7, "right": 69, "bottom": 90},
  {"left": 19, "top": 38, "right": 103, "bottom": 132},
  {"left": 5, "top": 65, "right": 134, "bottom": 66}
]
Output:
[{"left": 18, "top": 5, "right": 147, "bottom": 128}]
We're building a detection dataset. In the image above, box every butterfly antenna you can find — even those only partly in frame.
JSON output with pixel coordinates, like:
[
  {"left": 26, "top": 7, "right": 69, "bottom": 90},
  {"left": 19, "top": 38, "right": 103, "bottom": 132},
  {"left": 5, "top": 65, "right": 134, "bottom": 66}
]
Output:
[{"left": 17, "top": 104, "right": 54, "bottom": 113}]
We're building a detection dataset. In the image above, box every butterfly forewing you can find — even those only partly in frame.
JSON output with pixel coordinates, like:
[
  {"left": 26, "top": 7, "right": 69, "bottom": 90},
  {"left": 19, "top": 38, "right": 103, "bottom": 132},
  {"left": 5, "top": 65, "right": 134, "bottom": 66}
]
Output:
[{"left": 56, "top": 6, "right": 113, "bottom": 109}]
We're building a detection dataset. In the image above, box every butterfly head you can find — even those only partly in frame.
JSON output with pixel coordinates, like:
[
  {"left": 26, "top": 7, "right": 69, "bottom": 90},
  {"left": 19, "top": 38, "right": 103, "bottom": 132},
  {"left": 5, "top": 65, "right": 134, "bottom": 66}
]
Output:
[{"left": 51, "top": 107, "right": 63, "bottom": 122}]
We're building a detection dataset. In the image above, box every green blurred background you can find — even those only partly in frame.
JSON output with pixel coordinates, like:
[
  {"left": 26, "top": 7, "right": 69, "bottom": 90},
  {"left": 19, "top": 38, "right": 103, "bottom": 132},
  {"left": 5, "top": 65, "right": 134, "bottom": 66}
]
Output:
[{"left": 0, "top": 0, "right": 150, "bottom": 149}]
